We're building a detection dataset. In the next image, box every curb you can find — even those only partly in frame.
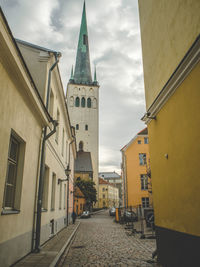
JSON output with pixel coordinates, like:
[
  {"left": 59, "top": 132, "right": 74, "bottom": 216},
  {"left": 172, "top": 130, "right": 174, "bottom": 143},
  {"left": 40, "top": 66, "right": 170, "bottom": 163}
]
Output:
[{"left": 49, "top": 222, "right": 80, "bottom": 267}]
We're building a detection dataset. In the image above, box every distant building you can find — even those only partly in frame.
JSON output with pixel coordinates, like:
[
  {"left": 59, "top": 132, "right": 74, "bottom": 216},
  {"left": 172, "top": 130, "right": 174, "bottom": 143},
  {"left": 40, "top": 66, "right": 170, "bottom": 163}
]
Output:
[
  {"left": 75, "top": 150, "right": 93, "bottom": 180},
  {"left": 66, "top": 2, "right": 99, "bottom": 204},
  {"left": 138, "top": 0, "right": 200, "bottom": 265},
  {"left": 99, "top": 178, "right": 119, "bottom": 208},
  {"left": 74, "top": 186, "right": 86, "bottom": 216},
  {"left": 99, "top": 172, "right": 122, "bottom": 206},
  {"left": 121, "top": 128, "right": 151, "bottom": 208}
]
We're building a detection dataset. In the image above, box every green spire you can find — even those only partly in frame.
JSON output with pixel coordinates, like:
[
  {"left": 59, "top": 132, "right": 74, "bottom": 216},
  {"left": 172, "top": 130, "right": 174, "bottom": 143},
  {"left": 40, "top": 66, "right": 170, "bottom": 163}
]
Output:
[
  {"left": 70, "top": 65, "right": 74, "bottom": 79},
  {"left": 73, "top": 1, "right": 92, "bottom": 84},
  {"left": 94, "top": 65, "right": 97, "bottom": 82}
]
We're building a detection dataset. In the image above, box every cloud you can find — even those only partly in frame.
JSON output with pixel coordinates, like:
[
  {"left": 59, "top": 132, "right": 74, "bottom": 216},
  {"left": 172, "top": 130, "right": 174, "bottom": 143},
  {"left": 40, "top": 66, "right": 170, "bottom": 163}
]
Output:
[{"left": 0, "top": 0, "right": 146, "bottom": 172}]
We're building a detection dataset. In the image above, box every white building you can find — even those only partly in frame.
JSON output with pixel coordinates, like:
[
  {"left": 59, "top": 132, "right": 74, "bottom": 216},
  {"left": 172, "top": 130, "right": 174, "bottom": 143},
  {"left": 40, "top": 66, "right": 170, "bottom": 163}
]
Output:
[{"left": 66, "top": 2, "right": 99, "bottom": 202}]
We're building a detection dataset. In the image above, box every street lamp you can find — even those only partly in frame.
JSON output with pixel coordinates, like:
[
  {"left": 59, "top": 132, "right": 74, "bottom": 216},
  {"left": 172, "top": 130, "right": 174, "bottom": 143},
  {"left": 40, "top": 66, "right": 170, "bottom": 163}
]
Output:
[{"left": 58, "top": 165, "right": 71, "bottom": 184}]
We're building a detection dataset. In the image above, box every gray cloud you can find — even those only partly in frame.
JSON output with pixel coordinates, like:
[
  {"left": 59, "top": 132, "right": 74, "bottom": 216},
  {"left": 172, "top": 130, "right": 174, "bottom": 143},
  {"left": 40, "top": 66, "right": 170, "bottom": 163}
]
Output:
[{"left": 0, "top": 0, "right": 146, "bottom": 173}]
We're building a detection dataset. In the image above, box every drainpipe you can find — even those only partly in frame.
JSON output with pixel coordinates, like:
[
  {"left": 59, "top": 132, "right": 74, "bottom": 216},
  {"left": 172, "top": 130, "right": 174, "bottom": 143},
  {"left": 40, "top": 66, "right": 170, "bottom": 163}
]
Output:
[
  {"left": 66, "top": 137, "right": 75, "bottom": 226},
  {"left": 34, "top": 52, "right": 60, "bottom": 252}
]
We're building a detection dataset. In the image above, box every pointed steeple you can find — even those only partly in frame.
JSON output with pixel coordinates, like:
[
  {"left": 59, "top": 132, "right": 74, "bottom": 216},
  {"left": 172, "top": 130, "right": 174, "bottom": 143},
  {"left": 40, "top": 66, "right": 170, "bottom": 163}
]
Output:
[
  {"left": 73, "top": 1, "right": 92, "bottom": 85},
  {"left": 93, "top": 65, "right": 98, "bottom": 85},
  {"left": 70, "top": 65, "right": 74, "bottom": 79}
]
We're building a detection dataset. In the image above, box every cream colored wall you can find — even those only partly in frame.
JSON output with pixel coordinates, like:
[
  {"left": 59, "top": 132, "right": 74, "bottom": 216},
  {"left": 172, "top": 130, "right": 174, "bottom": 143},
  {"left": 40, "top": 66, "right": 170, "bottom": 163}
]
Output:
[
  {"left": 0, "top": 61, "right": 43, "bottom": 243},
  {"left": 138, "top": 0, "right": 200, "bottom": 109},
  {"left": 124, "top": 135, "right": 150, "bottom": 207}
]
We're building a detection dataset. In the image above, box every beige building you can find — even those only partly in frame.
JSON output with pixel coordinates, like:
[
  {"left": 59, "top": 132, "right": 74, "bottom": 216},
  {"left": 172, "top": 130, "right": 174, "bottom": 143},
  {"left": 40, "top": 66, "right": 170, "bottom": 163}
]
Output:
[
  {"left": 99, "top": 178, "right": 119, "bottom": 208},
  {"left": 0, "top": 8, "right": 76, "bottom": 266}
]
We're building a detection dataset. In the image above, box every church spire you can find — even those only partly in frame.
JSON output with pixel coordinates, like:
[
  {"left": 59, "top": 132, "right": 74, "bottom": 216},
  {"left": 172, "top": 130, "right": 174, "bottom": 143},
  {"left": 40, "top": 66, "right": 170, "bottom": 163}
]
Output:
[
  {"left": 93, "top": 65, "right": 98, "bottom": 85},
  {"left": 73, "top": 1, "right": 92, "bottom": 85}
]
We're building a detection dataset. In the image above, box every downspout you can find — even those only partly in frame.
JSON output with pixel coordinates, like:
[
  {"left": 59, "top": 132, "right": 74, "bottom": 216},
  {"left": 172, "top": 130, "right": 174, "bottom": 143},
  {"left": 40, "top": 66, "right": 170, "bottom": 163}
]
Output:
[
  {"left": 34, "top": 53, "right": 60, "bottom": 252},
  {"left": 66, "top": 136, "right": 75, "bottom": 226}
]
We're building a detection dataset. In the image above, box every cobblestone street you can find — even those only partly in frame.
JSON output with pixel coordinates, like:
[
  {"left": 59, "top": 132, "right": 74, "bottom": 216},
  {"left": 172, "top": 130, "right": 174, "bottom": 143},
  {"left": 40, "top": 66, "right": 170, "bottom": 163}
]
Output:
[{"left": 58, "top": 210, "right": 157, "bottom": 267}]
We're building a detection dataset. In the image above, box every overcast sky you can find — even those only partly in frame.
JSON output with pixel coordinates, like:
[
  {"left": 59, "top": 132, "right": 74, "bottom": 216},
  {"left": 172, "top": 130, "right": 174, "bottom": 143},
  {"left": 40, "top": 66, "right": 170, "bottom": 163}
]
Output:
[{"left": 1, "top": 0, "right": 146, "bottom": 174}]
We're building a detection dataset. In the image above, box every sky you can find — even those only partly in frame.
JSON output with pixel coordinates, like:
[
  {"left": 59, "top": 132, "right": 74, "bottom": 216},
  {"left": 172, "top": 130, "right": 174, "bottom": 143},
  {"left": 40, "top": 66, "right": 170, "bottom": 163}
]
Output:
[{"left": 0, "top": 0, "right": 147, "bottom": 174}]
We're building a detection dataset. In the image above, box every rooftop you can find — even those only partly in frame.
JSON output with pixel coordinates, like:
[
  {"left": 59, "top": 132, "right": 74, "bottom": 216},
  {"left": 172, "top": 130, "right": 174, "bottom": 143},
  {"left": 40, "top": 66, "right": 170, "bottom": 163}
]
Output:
[{"left": 75, "top": 151, "right": 93, "bottom": 173}]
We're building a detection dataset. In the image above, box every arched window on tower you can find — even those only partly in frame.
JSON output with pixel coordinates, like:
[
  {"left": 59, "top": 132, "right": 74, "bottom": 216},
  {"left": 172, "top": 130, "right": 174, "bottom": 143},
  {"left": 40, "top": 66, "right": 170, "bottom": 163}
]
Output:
[
  {"left": 75, "top": 97, "right": 80, "bottom": 107},
  {"left": 87, "top": 98, "right": 91, "bottom": 108},
  {"left": 93, "top": 98, "right": 97, "bottom": 109},
  {"left": 85, "top": 125, "right": 88, "bottom": 131},
  {"left": 79, "top": 141, "right": 84, "bottom": 151},
  {"left": 70, "top": 96, "right": 74, "bottom": 107},
  {"left": 81, "top": 97, "right": 86, "bottom": 107}
]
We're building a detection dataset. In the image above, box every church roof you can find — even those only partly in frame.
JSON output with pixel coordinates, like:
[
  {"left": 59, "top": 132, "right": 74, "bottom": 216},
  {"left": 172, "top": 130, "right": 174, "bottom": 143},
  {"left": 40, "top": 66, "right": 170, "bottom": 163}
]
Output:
[
  {"left": 75, "top": 151, "right": 93, "bottom": 173},
  {"left": 73, "top": 1, "right": 93, "bottom": 85},
  {"left": 99, "top": 172, "right": 121, "bottom": 179}
]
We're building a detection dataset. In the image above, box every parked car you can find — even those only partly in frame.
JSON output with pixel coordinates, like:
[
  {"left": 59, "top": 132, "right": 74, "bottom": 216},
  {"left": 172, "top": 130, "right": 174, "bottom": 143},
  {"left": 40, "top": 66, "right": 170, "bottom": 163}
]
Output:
[
  {"left": 80, "top": 211, "right": 91, "bottom": 219},
  {"left": 123, "top": 210, "right": 138, "bottom": 222},
  {"left": 109, "top": 207, "right": 116, "bottom": 216}
]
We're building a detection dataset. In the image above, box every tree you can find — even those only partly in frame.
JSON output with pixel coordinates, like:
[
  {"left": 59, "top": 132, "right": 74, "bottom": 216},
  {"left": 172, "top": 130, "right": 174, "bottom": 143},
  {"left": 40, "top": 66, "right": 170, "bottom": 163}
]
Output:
[{"left": 75, "top": 177, "right": 97, "bottom": 208}]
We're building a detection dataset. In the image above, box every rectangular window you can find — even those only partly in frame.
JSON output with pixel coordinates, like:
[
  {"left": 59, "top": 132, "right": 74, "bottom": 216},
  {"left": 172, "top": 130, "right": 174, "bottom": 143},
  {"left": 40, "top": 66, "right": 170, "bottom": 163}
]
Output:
[
  {"left": 138, "top": 140, "right": 141, "bottom": 144},
  {"left": 59, "top": 182, "right": 62, "bottom": 210},
  {"left": 142, "top": 197, "right": 149, "bottom": 208},
  {"left": 85, "top": 125, "right": 88, "bottom": 131},
  {"left": 103, "top": 194, "right": 105, "bottom": 199},
  {"left": 42, "top": 165, "right": 49, "bottom": 210},
  {"left": 64, "top": 184, "right": 66, "bottom": 209},
  {"left": 83, "top": 34, "right": 87, "bottom": 45},
  {"left": 65, "top": 141, "right": 68, "bottom": 164},
  {"left": 139, "top": 153, "right": 147, "bottom": 165},
  {"left": 51, "top": 173, "right": 56, "bottom": 210},
  {"left": 76, "top": 124, "right": 79, "bottom": 130},
  {"left": 62, "top": 129, "right": 64, "bottom": 156},
  {"left": 3, "top": 132, "right": 25, "bottom": 212},
  {"left": 80, "top": 203, "right": 82, "bottom": 210},
  {"left": 140, "top": 174, "right": 148, "bottom": 190},
  {"left": 55, "top": 109, "right": 60, "bottom": 143},
  {"left": 144, "top": 137, "right": 149, "bottom": 144}
]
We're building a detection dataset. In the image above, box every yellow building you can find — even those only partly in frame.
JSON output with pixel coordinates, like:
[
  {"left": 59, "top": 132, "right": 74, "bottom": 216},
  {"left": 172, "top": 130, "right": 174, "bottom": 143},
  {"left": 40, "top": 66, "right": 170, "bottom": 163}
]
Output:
[
  {"left": 74, "top": 186, "right": 86, "bottom": 216},
  {"left": 138, "top": 0, "right": 200, "bottom": 266},
  {"left": 121, "top": 128, "right": 151, "bottom": 208},
  {"left": 99, "top": 178, "right": 119, "bottom": 208}
]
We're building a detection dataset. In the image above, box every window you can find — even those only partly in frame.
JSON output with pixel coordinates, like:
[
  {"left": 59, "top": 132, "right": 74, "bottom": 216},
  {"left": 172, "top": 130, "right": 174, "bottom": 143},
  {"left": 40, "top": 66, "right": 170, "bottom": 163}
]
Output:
[
  {"left": 102, "top": 188, "right": 105, "bottom": 192},
  {"left": 103, "top": 194, "right": 105, "bottom": 199},
  {"left": 62, "top": 129, "right": 64, "bottom": 156},
  {"left": 64, "top": 184, "right": 66, "bottom": 209},
  {"left": 140, "top": 174, "right": 148, "bottom": 190},
  {"left": 79, "top": 141, "right": 84, "bottom": 151},
  {"left": 55, "top": 109, "right": 60, "bottom": 143},
  {"left": 49, "top": 90, "right": 54, "bottom": 117},
  {"left": 85, "top": 125, "right": 88, "bottom": 131},
  {"left": 142, "top": 197, "right": 149, "bottom": 208},
  {"left": 83, "top": 34, "right": 87, "bottom": 45},
  {"left": 81, "top": 97, "right": 86, "bottom": 107},
  {"left": 70, "top": 96, "right": 74, "bottom": 107},
  {"left": 93, "top": 98, "right": 97, "bottom": 109},
  {"left": 59, "top": 182, "right": 62, "bottom": 210},
  {"left": 65, "top": 141, "right": 68, "bottom": 164},
  {"left": 51, "top": 173, "right": 56, "bottom": 210},
  {"left": 139, "top": 153, "right": 146, "bottom": 165},
  {"left": 144, "top": 137, "right": 149, "bottom": 144},
  {"left": 80, "top": 203, "right": 83, "bottom": 210},
  {"left": 138, "top": 140, "right": 141, "bottom": 144},
  {"left": 3, "top": 132, "right": 25, "bottom": 212},
  {"left": 75, "top": 97, "right": 80, "bottom": 107},
  {"left": 76, "top": 124, "right": 79, "bottom": 130},
  {"left": 87, "top": 98, "right": 91, "bottom": 108},
  {"left": 42, "top": 166, "right": 49, "bottom": 210}
]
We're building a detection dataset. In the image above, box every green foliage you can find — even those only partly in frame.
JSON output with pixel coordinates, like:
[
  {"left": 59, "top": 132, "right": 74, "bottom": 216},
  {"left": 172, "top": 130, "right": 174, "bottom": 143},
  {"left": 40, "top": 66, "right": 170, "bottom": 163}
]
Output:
[{"left": 75, "top": 177, "right": 97, "bottom": 204}]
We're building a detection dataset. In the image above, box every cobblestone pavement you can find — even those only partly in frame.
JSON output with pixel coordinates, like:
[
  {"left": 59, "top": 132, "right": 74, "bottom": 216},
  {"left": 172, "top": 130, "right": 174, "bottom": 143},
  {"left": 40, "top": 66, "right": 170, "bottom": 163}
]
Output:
[{"left": 58, "top": 210, "right": 157, "bottom": 267}]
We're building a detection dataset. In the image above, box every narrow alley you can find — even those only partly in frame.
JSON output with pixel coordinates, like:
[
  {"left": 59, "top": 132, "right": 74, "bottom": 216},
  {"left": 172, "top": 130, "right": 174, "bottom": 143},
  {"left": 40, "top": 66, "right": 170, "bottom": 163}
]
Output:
[{"left": 58, "top": 210, "right": 156, "bottom": 267}]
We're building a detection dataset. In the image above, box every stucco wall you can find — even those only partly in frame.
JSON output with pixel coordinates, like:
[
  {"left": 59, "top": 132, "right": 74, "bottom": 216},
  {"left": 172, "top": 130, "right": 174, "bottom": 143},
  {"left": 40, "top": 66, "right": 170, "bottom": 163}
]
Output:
[
  {"left": 138, "top": 0, "right": 200, "bottom": 109},
  {"left": 124, "top": 135, "right": 150, "bottom": 207},
  {"left": 148, "top": 62, "right": 200, "bottom": 237}
]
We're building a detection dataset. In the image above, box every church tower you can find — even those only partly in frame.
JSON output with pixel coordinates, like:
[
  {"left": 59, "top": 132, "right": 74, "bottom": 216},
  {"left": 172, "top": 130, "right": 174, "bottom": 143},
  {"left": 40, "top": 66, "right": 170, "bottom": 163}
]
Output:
[{"left": 66, "top": 2, "right": 99, "bottom": 197}]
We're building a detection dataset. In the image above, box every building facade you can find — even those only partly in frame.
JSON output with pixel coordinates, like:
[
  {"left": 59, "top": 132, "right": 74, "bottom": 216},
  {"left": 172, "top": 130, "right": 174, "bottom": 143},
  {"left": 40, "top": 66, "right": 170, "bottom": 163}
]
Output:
[
  {"left": 99, "top": 178, "right": 119, "bottom": 209},
  {"left": 138, "top": 0, "right": 200, "bottom": 265},
  {"left": 121, "top": 128, "right": 151, "bottom": 208},
  {"left": 66, "top": 2, "right": 99, "bottom": 203},
  {"left": 0, "top": 8, "right": 76, "bottom": 266},
  {"left": 99, "top": 172, "right": 122, "bottom": 206}
]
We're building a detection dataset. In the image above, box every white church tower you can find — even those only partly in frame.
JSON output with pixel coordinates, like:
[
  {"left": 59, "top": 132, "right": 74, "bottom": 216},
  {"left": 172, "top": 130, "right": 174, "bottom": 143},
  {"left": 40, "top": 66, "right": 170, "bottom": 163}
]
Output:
[{"left": 66, "top": 2, "right": 99, "bottom": 198}]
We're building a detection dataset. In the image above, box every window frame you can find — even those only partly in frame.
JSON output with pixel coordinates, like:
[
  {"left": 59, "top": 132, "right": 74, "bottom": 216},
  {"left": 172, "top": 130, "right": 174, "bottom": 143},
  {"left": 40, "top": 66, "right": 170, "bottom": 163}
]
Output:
[
  {"left": 75, "top": 97, "right": 80, "bottom": 107},
  {"left": 140, "top": 174, "right": 148, "bottom": 190}
]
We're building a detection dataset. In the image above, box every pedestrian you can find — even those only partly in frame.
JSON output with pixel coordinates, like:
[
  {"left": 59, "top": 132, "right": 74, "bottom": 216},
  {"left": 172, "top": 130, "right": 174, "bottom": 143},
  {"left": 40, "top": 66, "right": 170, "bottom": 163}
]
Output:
[{"left": 72, "top": 211, "right": 77, "bottom": 224}]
